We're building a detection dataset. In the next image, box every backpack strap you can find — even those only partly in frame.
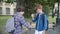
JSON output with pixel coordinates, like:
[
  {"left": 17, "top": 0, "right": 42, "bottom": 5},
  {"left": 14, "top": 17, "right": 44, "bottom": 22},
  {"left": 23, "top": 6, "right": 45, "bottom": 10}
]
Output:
[
  {"left": 42, "top": 14, "right": 45, "bottom": 27},
  {"left": 42, "top": 14, "right": 48, "bottom": 31}
]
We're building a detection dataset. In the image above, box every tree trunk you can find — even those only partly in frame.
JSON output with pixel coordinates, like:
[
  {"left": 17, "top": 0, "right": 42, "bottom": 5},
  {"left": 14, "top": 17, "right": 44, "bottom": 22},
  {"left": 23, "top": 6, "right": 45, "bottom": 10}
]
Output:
[{"left": 16, "top": 0, "right": 25, "bottom": 9}]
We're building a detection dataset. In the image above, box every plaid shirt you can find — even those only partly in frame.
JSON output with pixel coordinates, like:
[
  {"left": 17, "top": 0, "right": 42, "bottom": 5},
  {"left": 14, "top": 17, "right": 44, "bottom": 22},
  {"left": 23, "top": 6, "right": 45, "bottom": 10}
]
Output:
[{"left": 14, "top": 12, "right": 30, "bottom": 34}]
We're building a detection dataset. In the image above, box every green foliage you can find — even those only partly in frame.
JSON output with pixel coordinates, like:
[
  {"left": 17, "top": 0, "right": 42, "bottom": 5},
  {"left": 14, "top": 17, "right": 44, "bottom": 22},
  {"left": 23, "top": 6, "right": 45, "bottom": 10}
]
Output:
[
  {"left": 24, "top": 0, "right": 57, "bottom": 18},
  {"left": 0, "top": 0, "right": 1, "bottom": 1},
  {"left": 47, "top": 0, "right": 57, "bottom": 6},
  {"left": 5, "top": 0, "right": 14, "bottom": 3},
  {"left": 0, "top": 0, "right": 57, "bottom": 18},
  {"left": 0, "top": 0, "right": 2, "bottom": 2},
  {"left": 43, "top": 5, "right": 50, "bottom": 16}
]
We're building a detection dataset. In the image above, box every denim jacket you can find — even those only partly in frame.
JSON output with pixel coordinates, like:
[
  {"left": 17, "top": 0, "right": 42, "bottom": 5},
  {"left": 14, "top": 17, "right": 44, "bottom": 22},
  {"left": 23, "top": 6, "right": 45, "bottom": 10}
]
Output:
[{"left": 32, "top": 13, "right": 47, "bottom": 31}]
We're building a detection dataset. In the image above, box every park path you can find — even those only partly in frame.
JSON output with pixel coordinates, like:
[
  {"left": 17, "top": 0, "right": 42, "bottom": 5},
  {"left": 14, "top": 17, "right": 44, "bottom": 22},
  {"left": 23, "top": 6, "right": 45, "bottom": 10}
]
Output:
[
  {"left": 24, "top": 28, "right": 60, "bottom": 34},
  {"left": 22, "top": 24, "right": 60, "bottom": 34},
  {"left": 0, "top": 23, "right": 60, "bottom": 34}
]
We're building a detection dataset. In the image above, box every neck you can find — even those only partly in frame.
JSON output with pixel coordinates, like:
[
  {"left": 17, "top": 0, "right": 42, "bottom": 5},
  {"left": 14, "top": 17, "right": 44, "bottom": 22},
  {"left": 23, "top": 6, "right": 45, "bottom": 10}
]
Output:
[{"left": 39, "top": 11, "right": 43, "bottom": 14}]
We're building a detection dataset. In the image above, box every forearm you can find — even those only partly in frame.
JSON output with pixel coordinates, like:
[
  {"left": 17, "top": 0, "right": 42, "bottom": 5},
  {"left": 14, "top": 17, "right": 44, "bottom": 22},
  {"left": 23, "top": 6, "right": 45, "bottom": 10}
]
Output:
[
  {"left": 32, "top": 15, "right": 37, "bottom": 22},
  {"left": 20, "top": 17, "right": 30, "bottom": 29}
]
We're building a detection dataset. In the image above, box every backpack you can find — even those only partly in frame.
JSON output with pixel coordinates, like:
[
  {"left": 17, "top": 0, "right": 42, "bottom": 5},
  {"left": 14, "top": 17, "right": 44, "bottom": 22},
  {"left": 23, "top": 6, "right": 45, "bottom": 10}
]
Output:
[
  {"left": 42, "top": 14, "right": 49, "bottom": 31},
  {"left": 6, "top": 17, "right": 15, "bottom": 32}
]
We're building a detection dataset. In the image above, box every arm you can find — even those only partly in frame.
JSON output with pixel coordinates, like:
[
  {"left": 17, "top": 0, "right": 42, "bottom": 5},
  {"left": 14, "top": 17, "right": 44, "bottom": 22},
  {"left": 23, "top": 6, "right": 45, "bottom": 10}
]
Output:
[
  {"left": 19, "top": 16, "right": 30, "bottom": 29},
  {"left": 14, "top": 14, "right": 30, "bottom": 29},
  {"left": 43, "top": 15, "right": 48, "bottom": 30},
  {"left": 32, "top": 14, "right": 38, "bottom": 22}
]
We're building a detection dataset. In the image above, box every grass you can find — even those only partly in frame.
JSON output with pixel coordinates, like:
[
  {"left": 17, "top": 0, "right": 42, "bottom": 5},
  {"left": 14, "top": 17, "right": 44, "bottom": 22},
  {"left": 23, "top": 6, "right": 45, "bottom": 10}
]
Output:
[
  {"left": 0, "top": 16, "right": 57, "bottom": 25},
  {"left": 0, "top": 16, "right": 12, "bottom": 25},
  {"left": 0, "top": 16, "right": 57, "bottom": 34},
  {"left": 48, "top": 16, "right": 57, "bottom": 24},
  {"left": 0, "top": 16, "right": 12, "bottom": 34}
]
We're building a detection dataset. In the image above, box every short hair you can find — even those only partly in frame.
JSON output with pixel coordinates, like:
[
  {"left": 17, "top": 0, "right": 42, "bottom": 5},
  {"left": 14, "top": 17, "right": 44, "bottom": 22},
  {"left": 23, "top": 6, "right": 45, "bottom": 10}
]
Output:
[
  {"left": 17, "top": 6, "right": 25, "bottom": 12},
  {"left": 35, "top": 4, "right": 42, "bottom": 10}
]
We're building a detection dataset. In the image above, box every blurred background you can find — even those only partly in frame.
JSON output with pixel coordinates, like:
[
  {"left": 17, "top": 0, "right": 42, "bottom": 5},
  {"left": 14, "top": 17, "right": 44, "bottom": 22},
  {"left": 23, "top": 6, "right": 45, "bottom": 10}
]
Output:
[{"left": 0, "top": 0, "right": 60, "bottom": 34}]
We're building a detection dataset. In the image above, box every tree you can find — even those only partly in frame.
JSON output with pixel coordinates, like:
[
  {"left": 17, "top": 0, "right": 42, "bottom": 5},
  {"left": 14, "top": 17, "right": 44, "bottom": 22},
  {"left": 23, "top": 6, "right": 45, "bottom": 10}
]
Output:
[
  {"left": 15, "top": 0, "right": 58, "bottom": 18},
  {"left": 0, "top": 0, "right": 3, "bottom": 2},
  {"left": 0, "top": 0, "right": 57, "bottom": 18}
]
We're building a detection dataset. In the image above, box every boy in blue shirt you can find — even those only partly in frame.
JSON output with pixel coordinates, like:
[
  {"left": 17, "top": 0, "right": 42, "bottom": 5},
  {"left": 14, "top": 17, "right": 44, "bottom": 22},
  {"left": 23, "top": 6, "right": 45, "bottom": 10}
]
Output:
[{"left": 31, "top": 4, "right": 48, "bottom": 34}]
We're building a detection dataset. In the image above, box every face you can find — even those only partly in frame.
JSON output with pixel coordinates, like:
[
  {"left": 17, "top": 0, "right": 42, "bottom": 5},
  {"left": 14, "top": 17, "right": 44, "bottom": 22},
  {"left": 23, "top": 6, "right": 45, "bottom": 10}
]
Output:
[
  {"left": 20, "top": 10, "right": 24, "bottom": 15},
  {"left": 36, "top": 8, "right": 42, "bottom": 13},
  {"left": 20, "top": 12, "right": 24, "bottom": 15}
]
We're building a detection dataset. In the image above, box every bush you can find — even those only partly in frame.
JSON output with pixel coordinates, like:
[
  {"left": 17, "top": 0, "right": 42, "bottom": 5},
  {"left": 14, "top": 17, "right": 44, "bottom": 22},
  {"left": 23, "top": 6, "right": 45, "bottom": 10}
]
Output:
[{"left": 43, "top": 5, "right": 50, "bottom": 16}]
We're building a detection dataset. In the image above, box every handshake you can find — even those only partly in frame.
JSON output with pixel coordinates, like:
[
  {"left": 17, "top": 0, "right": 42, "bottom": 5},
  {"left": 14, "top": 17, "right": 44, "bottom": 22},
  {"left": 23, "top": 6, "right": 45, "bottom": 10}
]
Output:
[
  {"left": 30, "top": 23, "right": 35, "bottom": 29},
  {"left": 29, "top": 14, "right": 36, "bottom": 29}
]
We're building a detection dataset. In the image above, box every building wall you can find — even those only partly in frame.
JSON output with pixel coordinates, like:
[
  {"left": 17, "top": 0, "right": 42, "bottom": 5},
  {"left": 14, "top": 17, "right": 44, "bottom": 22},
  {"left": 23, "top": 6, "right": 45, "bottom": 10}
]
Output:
[{"left": 0, "top": 2, "right": 16, "bottom": 15}]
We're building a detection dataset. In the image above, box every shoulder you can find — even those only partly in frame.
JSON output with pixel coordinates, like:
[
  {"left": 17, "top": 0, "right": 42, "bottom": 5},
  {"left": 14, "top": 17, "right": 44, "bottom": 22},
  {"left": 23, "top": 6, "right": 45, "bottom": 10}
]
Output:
[
  {"left": 14, "top": 12, "right": 20, "bottom": 16},
  {"left": 41, "top": 13, "right": 47, "bottom": 18}
]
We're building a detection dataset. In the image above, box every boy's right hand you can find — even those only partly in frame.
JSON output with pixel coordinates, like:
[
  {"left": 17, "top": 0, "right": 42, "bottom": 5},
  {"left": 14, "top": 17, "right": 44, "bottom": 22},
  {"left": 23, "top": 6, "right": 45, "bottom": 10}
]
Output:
[
  {"left": 29, "top": 24, "right": 35, "bottom": 29},
  {"left": 31, "top": 14, "right": 34, "bottom": 18}
]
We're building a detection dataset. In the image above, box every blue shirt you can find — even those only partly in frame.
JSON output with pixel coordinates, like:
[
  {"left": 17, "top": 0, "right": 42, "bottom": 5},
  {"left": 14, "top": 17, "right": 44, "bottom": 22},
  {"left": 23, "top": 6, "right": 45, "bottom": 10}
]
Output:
[{"left": 32, "top": 13, "right": 47, "bottom": 31}]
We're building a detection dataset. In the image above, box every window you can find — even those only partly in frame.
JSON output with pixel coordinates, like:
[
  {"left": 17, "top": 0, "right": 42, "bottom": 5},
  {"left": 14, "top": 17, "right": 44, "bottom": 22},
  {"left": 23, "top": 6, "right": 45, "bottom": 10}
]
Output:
[
  {"left": 6, "top": 8, "right": 10, "bottom": 14},
  {"left": 14, "top": 9, "right": 16, "bottom": 14},
  {"left": 0, "top": 7, "right": 2, "bottom": 14}
]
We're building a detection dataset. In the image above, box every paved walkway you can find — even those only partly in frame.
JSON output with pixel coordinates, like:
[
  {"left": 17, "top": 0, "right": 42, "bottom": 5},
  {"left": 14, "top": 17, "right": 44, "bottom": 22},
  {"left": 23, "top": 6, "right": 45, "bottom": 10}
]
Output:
[
  {"left": 23, "top": 25, "right": 60, "bottom": 34},
  {"left": 24, "top": 28, "right": 60, "bottom": 34},
  {"left": 1, "top": 24, "right": 60, "bottom": 34}
]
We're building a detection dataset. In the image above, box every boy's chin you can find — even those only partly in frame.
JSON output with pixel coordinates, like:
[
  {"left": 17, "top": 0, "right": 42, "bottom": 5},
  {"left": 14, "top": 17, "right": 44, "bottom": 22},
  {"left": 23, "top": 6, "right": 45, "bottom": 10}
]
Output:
[
  {"left": 22, "top": 14, "right": 24, "bottom": 15},
  {"left": 21, "top": 14, "right": 24, "bottom": 15},
  {"left": 37, "top": 12, "right": 40, "bottom": 13}
]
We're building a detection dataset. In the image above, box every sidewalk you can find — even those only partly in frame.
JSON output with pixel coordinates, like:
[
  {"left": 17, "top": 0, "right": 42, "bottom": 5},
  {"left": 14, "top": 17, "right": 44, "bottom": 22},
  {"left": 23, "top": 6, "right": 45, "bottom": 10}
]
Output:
[{"left": 23, "top": 23, "right": 60, "bottom": 34}]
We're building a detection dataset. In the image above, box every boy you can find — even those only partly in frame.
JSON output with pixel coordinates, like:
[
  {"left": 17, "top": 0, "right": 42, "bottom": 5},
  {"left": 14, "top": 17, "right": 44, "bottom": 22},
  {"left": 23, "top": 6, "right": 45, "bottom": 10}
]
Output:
[
  {"left": 14, "top": 6, "right": 31, "bottom": 34},
  {"left": 31, "top": 4, "right": 48, "bottom": 34}
]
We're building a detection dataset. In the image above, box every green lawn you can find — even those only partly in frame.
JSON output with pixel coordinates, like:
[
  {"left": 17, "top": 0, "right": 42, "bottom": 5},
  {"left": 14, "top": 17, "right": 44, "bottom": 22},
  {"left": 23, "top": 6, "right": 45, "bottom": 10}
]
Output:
[
  {"left": 0, "top": 16, "right": 12, "bottom": 25},
  {"left": 0, "top": 16, "right": 12, "bottom": 34},
  {"left": 0, "top": 16, "right": 57, "bottom": 25},
  {"left": 0, "top": 16, "right": 57, "bottom": 34},
  {"left": 48, "top": 16, "right": 57, "bottom": 24}
]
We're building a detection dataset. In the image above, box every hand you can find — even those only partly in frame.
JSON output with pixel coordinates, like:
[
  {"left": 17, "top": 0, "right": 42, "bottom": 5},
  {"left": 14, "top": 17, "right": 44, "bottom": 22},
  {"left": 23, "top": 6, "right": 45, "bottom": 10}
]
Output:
[
  {"left": 30, "top": 24, "right": 35, "bottom": 28},
  {"left": 42, "top": 30, "right": 45, "bottom": 34},
  {"left": 29, "top": 25, "right": 33, "bottom": 29},
  {"left": 31, "top": 14, "right": 34, "bottom": 18},
  {"left": 28, "top": 26, "right": 32, "bottom": 29}
]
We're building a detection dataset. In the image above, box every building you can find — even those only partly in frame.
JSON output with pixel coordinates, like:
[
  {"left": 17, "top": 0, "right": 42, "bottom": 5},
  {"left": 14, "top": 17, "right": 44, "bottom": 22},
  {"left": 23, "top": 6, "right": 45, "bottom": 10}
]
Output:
[
  {"left": 0, "top": 2, "right": 16, "bottom": 15},
  {"left": 49, "top": 3, "right": 58, "bottom": 16}
]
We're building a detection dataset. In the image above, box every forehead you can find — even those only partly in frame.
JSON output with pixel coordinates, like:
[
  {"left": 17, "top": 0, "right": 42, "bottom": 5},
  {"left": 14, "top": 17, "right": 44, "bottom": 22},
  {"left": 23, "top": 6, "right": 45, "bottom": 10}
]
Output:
[{"left": 35, "top": 4, "right": 42, "bottom": 9}]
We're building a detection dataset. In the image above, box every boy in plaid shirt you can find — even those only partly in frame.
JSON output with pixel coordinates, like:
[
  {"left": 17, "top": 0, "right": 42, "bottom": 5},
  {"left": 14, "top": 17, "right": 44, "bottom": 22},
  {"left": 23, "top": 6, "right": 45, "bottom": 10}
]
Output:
[{"left": 14, "top": 6, "right": 31, "bottom": 34}]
